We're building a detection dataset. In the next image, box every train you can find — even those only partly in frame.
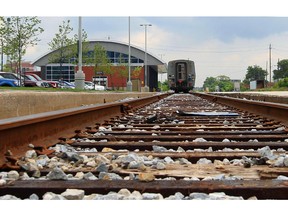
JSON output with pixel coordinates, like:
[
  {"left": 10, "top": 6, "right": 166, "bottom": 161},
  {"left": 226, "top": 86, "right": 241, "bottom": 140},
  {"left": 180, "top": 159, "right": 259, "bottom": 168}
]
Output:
[{"left": 167, "top": 59, "right": 196, "bottom": 93}]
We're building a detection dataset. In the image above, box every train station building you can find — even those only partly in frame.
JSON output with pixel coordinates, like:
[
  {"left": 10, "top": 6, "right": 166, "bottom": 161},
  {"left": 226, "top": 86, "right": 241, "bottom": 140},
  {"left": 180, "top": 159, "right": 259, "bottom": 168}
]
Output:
[{"left": 32, "top": 40, "right": 166, "bottom": 91}]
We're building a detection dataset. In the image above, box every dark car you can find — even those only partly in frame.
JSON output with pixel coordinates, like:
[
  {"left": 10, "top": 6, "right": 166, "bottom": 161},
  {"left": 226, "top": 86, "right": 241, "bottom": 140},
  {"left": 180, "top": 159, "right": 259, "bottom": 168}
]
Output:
[
  {"left": 0, "top": 75, "right": 20, "bottom": 87},
  {"left": 25, "top": 74, "right": 52, "bottom": 88},
  {"left": 27, "top": 73, "right": 59, "bottom": 88},
  {"left": 0, "top": 72, "right": 41, "bottom": 87}
]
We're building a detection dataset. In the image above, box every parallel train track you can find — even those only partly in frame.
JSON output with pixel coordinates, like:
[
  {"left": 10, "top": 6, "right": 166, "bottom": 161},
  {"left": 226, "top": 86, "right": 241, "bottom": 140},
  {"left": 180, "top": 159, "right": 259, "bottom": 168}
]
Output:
[{"left": 1, "top": 92, "right": 288, "bottom": 200}]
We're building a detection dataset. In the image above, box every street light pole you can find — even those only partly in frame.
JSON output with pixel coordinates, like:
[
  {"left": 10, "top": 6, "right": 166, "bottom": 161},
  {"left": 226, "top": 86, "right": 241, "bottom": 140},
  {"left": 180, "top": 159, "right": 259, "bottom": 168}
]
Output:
[
  {"left": 75, "top": 16, "right": 85, "bottom": 89},
  {"left": 140, "top": 23, "right": 152, "bottom": 92},
  {"left": 127, "top": 16, "right": 132, "bottom": 91}
]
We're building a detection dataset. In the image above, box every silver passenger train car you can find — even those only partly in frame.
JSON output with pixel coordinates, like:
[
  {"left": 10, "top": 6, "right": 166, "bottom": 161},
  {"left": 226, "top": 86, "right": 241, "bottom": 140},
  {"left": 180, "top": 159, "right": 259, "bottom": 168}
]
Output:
[{"left": 167, "top": 59, "right": 196, "bottom": 93}]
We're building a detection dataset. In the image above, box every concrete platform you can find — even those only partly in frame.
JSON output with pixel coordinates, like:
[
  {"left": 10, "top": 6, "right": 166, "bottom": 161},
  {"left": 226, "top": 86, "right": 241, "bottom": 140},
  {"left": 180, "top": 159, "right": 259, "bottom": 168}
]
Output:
[{"left": 0, "top": 91, "right": 157, "bottom": 119}]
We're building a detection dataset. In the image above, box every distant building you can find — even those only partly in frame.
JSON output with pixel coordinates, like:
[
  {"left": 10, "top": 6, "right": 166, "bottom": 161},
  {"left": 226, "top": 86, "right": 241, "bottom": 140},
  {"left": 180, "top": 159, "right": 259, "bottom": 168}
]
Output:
[
  {"left": 231, "top": 79, "right": 241, "bottom": 91},
  {"left": 250, "top": 80, "right": 265, "bottom": 90},
  {"left": 32, "top": 40, "right": 166, "bottom": 91}
]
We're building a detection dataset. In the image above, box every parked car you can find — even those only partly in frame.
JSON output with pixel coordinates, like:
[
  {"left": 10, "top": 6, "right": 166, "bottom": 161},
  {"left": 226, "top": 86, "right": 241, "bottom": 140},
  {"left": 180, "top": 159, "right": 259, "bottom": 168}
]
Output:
[
  {"left": 0, "top": 72, "right": 41, "bottom": 87},
  {"left": 25, "top": 74, "right": 53, "bottom": 88},
  {"left": 58, "top": 80, "right": 75, "bottom": 89},
  {"left": 84, "top": 81, "right": 105, "bottom": 90},
  {"left": 0, "top": 75, "right": 20, "bottom": 87},
  {"left": 27, "top": 73, "right": 59, "bottom": 88}
]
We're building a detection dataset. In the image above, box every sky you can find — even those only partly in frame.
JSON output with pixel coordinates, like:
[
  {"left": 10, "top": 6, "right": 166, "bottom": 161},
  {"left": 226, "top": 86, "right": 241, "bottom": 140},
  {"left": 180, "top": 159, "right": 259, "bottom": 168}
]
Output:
[{"left": 2, "top": 0, "right": 288, "bottom": 88}]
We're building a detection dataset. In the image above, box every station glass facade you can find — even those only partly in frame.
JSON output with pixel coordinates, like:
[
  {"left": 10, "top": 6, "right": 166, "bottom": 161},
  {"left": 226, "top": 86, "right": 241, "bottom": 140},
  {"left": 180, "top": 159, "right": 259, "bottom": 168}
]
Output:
[{"left": 46, "top": 64, "right": 75, "bottom": 82}]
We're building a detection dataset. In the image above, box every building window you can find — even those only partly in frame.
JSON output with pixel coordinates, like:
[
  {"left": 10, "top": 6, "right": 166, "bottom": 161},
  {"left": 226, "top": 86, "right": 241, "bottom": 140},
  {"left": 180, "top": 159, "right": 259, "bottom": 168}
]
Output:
[{"left": 46, "top": 64, "right": 75, "bottom": 82}]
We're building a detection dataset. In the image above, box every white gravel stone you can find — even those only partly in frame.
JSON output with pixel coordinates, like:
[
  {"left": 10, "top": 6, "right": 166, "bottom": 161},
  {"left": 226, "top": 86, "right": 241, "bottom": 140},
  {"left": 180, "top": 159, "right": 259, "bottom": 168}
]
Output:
[
  {"left": 183, "top": 177, "right": 200, "bottom": 181},
  {"left": 193, "top": 138, "right": 207, "bottom": 142},
  {"left": 177, "top": 158, "right": 191, "bottom": 165},
  {"left": 223, "top": 158, "right": 231, "bottom": 165},
  {"left": 0, "top": 195, "right": 21, "bottom": 200},
  {"left": 0, "top": 179, "right": 6, "bottom": 186},
  {"left": 276, "top": 175, "right": 288, "bottom": 180},
  {"left": 275, "top": 126, "right": 285, "bottom": 131},
  {"left": 7, "top": 170, "right": 19, "bottom": 180},
  {"left": 165, "top": 192, "right": 185, "bottom": 200},
  {"left": 164, "top": 156, "right": 174, "bottom": 164},
  {"left": 29, "top": 194, "right": 39, "bottom": 200},
  {"left": 20, "top": 172, "right": 31, "bottom": 180},
  {"left": 84, "top": 172, "right": 98, "bottom": 180},
  {"left": 156, "top": 162, "right": 166, "bottom": 170},
  {"left": 189, "top": 192, "right": 210, "bottom": 200},
  {"left": 0, "top": 172, "right": 8, "bottom": 179},
  {"left": 28, "top": 143, "right": 34, "bottom": 148},
  {"left": 222, "top": 138, "right": 230, "bottom": 142},
  {"left": 43, "top": 192, "right": 59, "bottom": 200},
  {"left": 98, "top": 126, "right": 107, "bottom": 131},
  {"left": 83, "top": 194, "right": 99, "bottom": 200},
  {"left": 61, "top": 189, "right": 85, "bottom": 200},
  {"left": 46, "top": 167, "right": 68, "bottom": 180},
  {"left": 142, "top": 193, "right": 164, "bottom": 200},
  {"left": 25, "top": 150, "right": 37, "bottom": 158},
  {"left": 177, "top": 146, "right": 185, "bottom": 152},
  {"left": 75, "top": 172, "right": 84, "bottom": 179},
  {"left": 118, "top": 188, "right": 131, "bottom": 197},
  {"left": 86, "top": 160, "right": 97, "bottom": 167},
  {"left": 152, "top": 145, "right": 167, "bottom": 152},
  {"left": 196, "top": 158, "right": 212, "bottom": 164}
]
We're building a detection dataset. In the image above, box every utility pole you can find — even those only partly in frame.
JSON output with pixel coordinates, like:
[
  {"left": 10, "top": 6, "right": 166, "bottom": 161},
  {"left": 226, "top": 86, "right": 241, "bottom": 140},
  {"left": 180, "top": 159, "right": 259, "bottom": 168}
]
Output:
[
  {"left": 140, "top": 23, "right": 152, "bottom": 92},
  {"left": 127, "top": 16, "right": 132, "bottom": 91},
  {"left": 265, "top": 61, "right": 268, "bottom": 88},
  {"left": 75, "top": 16, "right": 85, "bottom": 89},
  {"left": 269, "top": 44, "right": 272, "bottom": 83}
]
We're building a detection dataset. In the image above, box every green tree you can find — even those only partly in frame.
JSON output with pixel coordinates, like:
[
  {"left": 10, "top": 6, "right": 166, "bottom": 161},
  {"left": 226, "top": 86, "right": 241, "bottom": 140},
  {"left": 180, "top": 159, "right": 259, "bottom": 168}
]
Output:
[
  {"left": 216, "top": 75, "right": 234, "bottom": 91},
  {"left": 243, "top": 65, "right": 267, "bottom": 84},
  {"left": 273, "top": 59, "right": 288, "bottom": 80},
  {"left": 203, "top": 77, "right": 218, "bottom": 92},
  {"left": 117, "top": 54, "right": 128, "bottom": 88},
  {"left": 1, "top": 16, "right": 44, "bottom": 86},
  {"left": 48, "top": 20, "right": 74, "bottom": 79},
  {"left": 70, "top": 29, "right": 89, "bottom": 65},
  {"left": 92, "top": 43, "right": 112, "bottom": 87}
]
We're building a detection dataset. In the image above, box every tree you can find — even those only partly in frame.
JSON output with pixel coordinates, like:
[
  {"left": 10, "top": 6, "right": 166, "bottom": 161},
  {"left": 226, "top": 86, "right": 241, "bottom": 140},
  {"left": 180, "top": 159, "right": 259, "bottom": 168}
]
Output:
[
  {"left": 203, "top": 75, "right": 234, "bottom": 92},
  {"left": 48, "top": 20, "right": 74, "bottom": 80},
  {"left": 117, "top": 54, "right": 128, "bottom": 88},
  {"left": 273, "top": 59, "right": 288, "bottom": 80},
  {"left": 92, "top": 43, "right": 112, "bottom": 87},
  {"left": 216, "top": 75, "right": 234, "bottom": 92},
  {"left": 243, "top": 65, "right": 267, "bottom": 84},
  {"left": 203, "top": 77, "right": 218, "bottom": 92},
  {"left": 70, "top": 29, "right": 89, "bottom": 65},
  {"left": 132, "top": 66, "right": 142, "bottom": 78},
  {"left": 1, "top": 16, "right": 44, "bottom": 86}
]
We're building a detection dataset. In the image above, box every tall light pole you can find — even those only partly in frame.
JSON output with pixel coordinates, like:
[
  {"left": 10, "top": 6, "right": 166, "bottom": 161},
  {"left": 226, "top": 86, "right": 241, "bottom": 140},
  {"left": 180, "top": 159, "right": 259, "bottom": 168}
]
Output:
[
  {"left": 127, "top": 16, "right": 132, "bottom": 91},
  {"left": 140, "top": 23, "right": 152, "bottom": 92},
  {"left": 75, "top": 16, "right": 85, "bottom": 89}
]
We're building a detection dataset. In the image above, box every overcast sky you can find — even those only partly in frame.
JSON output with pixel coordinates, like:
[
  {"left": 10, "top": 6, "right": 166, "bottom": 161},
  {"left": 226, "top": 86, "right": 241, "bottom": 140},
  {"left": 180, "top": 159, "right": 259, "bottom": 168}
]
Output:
[{"left": 3, "top": 0, "right": 288, "bottom": 87}]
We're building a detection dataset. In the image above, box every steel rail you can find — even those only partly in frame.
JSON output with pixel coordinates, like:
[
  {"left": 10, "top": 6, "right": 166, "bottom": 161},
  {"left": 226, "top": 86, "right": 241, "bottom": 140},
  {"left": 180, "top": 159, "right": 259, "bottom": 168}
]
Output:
[
  {"left": 0, "top": 93, "right": 170, "bottom": 167},
  {"left": 192, "top": 92, "right": 288, "bottom": 127}
]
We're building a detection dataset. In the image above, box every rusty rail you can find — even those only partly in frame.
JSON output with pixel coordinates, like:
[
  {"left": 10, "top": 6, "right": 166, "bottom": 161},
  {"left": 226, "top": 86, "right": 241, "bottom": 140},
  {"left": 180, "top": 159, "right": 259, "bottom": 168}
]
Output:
[
  {"left": 0, "top": 93, "right": 170, "bottom": 167},
  {"left": 192, "top": 92, "right": 288, "bottom": 127}
]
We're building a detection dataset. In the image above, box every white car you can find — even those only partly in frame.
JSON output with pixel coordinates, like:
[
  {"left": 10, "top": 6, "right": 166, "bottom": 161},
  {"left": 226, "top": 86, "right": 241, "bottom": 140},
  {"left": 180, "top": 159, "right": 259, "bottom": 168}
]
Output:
[
  {"left": 85, "top": 81, "right": 105, "bottom": 91},
  {"left": 94, "top": 84, "right": 105, "bottom": 91}
]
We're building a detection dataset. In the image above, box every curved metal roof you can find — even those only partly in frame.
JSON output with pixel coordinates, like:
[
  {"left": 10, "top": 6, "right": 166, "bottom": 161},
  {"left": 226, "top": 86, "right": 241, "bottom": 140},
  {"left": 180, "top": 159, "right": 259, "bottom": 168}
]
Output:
[{"left": 32, "top": 40, "right": 165, "bottom": 66}]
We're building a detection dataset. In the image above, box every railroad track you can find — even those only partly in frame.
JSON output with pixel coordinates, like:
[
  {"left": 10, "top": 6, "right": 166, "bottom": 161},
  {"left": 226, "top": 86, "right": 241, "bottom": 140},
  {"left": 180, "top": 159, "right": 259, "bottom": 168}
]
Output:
[{"left": 1, "top": 93, "right": 288, "bottom": 200}]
